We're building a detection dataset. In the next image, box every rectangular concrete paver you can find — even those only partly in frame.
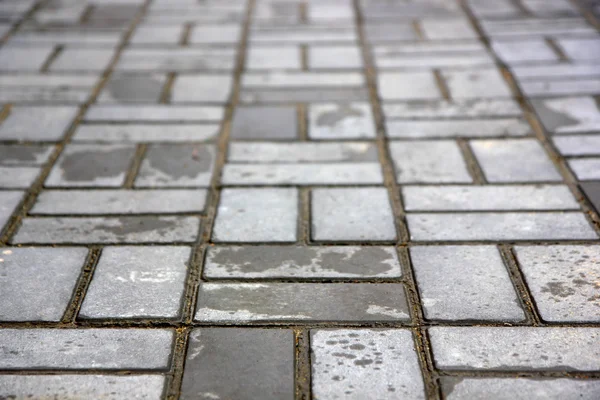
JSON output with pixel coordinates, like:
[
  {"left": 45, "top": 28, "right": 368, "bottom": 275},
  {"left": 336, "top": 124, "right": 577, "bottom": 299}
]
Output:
[{"left": 0, "top": 191, "right": 23, "bottom": 230}]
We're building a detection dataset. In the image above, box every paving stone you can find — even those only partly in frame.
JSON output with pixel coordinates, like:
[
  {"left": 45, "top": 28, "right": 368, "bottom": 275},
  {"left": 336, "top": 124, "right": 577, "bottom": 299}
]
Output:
[
  {"left": 466, "top": 0, "right": 521, "bottom": 18},
  {"left": 581, "top": 181, "right": 600, "bottom": 213},
  {"left": 471, "top": 139, "right": 562, "bottom": 182},
  {"left": 212, "top": 188, "right": 298, "bottom": 243},
  {"left": 386, "top": 119, "right": 530, "bottom": 138},
  {"left": 389, "top": 140, "right": 471, "bottom": 183},
  {"left": 308, "top": 3, "right": 354, "bottom": 22},
  {"left": 116, "top": 48, "right": 236, "bottom": 72},
  {"left": 0, "top": 167, "right": 40, "bottom": 189},
  {"left": 80, "top": 246, "right": 189, "bottom": 319},
  {"left": 364, "top": 23, "right": 418, "bottom": 43},
  {"left": 204, "top": 245, "right": 402, "bottom": 278},
  {"left": 0, "top": 328, "right": 173, "bottom": 369},
  {"left": 309, "top": 46, "right": 363, "bottom": 69},
  {"left": 479, "top": 18, "right": 595, "bottom": 38},
  {"left": 136, "top": 144, "right": 216, "bottom": 187},
  {"left": 554, "top": 135, "right": 600, "bottom": 156},
  {"left": 46, "top": 144, "right": 136, "bottom": 187},
  {"left": 0, "top": 375, "right": 166, "bottom": 400},
  {"left": 246, "top": 46, "right": 301, "bottom": 70},
  {"left": 231, "top": 106, "right": 297, "bottom": 140},
  {"left": 0, "top": 144, "right": 53, "bottom": 165},
  {"left": 0, "top": 106, "right": 79, "bottom": 141},
  {"left": 12, "top": 216, "right": 201, "bottom": 244},
  {"left": 515, "top": 245, "right": 600, "bottom": 322},
  {"left": 375, "top": 51, "right": 494, "bottom": 69},
  {"left": 421, "top": 18, "right": 479, "bottom": 40},
  {"left": 531, "top": 96, "right": 600, "bottom": 134},
  {"left": 522, "top": 79, "right": 600, "bottom": 98},
  {"left": 0, "top": 46, "right": 53, "bottom": 71},
  {"left": 0, "top": 247, "right": 87, "bottom": 321},
  {"left": 521, "top": 0, "right": 579, "bottom": 16},
  {"left": 85, "top": 105, "right": 224, "bottom": 122},
  {"left": 557, "top": 38, "right": 600, "bottom": 61},
  {"left": 0, "top": 74, "right": 97, "bottom": 104},
  {"left": 568, "top": 158, "right": 600, "bottom": 180},
  {"left": 512, "top": 64, "right": 600, "bottom": 80},
  {"left": 0, "top": 191, "right": 22, "bottom": 230},
  {"left": 74, "top": 124, "right": 219, "bottom": 143},
  {"left": 403, "top": 185, "right": 579, "bottom": 211},
  {"left": 250, "top": 26, "right": 357, "bottom": 44},
  {"left": 50, "top": 48, "right": 115, "bottom": 72},
  {"left": 242, "top": 72, "right": 364, "bottom": 88},
  {"left": 240, "top": 87, "right": 370, "bottom": 103},
  {"left": 429, "top": 327, "right": 600, "bottom": 370},
  {"left": 441, "top": 377, "right": 600, "bottom": 400},
  {"left": 130, "top": 25, "right": 183, "bottom": 44},
  {"left": 228, "top": 142, "right": 378, "bottom": 163},
  {"left": 442, "top": 69, "right": 513, "bottom": 99},
  {"left": 411, "top": 246, "right": 524, "bottom": 321},
  {"left": 189, "top": 24, "right": 241, "bottom": 44},
  {"left": 171, "top": 75, "right": 233, "bottom": 103},
  {"left": 9, "top": 32, "right": 124, "bottom": 45},
  {"left": 32, "top": 189, "right": 208, "bottom": 215},
  {"left": 408, "top": 212, "right": 597, "bottom": 241},
  {"left": 378, "top": 72, "right": 441, "bottom": 100},
  {"left": 382, "top": 99, "right": 522, "bottom": 118},
  {"left": 312, "top": 329, "right": 425, "bottom": 400},
  {"left": 311, "top": 188, "right": 396, "bottom": 241},
  {"left": 492, "top": 39, "right": 558, "bottom": 64},
  {"left": 194, "top": 283, "right": 410, "bottom": 322},
  {"left": 374, "top": 41, "right": 488, "bottom": 57},
  {"left": 180, "top": 328, "right": 294, "bottom": 400},
  {"left": 97, "top": 74, "right": 166, "bottom": 103},
  {"left": 308, "top": 103, "right": 376, "bottom": 139}
]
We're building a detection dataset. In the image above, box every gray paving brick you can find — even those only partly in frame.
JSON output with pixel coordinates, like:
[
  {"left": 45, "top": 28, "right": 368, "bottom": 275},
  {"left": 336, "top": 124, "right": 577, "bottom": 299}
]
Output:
[
  {"left": 180, "top": 329, "right": 293, "bottom": 400},
  {"left": 308, "top": 103, "right": 376, "bottom": 139},
  {"left": 12, "top": 216, "right": 200, "bottom": 244},
  {"left": 531, "top": 96, "right": 600, "bottom": 134},
  {"left": 309, "top": 46, "right": 363, "bottom": 69},
  {"left": 0, "top": 166, "right": 40, "bottom": 189},
  {"left": 204, "top": 246, "right": 402, "bottom": 278},
  {"left": 46, "top": 144, "right": 136, "bottom": 187},
  {"left": 515, "top": 245, "right": 600, "bottom": 322},
  {"left": 250, "top": 26, "right": 357, "bottom": 44},
  {"left": 522, "top": 79, "right": 600, "bottom": 98},
  {"left": 0, "top": 191, "right": 23, "bottom": 230},
  {"left": 364, "top": 23, "right": 418, "bottom": 43},
  {"left": 442, "top": 69, "right": 513, "bottom": 99},
  {"left": 0, "top": 74, "right": 96, "bottom": 104},
  {"left": 243, "top": 71, "right": 364, "bottom": 88},
  {"left": 512, "top": 64, "right": 600, "bottom": 80},
  {"left": 136, "top": 144, "right": 216, "bottom": 187},
  {"left": 0, "top": 375, "right": 165, "bottom": 400},
  {"left": 212, "top": 188, "right": 297, "bottom": 243},
  {"left": 80, "top": 246, "right": 189, "bottom": 319},
  {"left": 228, "top": 142, "right": 378, "bottom": 163},
  {"left": 74, "top": 124, "right": 219, "bottom": 143},
  {"left": 50, "top": 48, "right": 114, "bottom": 72},
  {"left": 130, "top": 25, "right": 183, "bottom": 44},
  {"left": 581, "top": 181, "right": 600, "bottom": 214},
  {"left": 0, "top": 144, "right": 53, "bottom": 165},
  {"left": 492, "top": 39, "right": 558, "bottom": 64},
  {"left": 116, "top": 48, "right": 236, "bottom": 72},
  {"left": 554, "top": 135, "right": 600, "bottom": 156},
  {"left": 189, "top": 24, "right": 241, "bottom": 44},
  {"left": 386, "top": 119, "right": 530, "bottom": 138},
  {"left": 246, "top": 46, "right": 301, "bottom": 70},
  {"left": 97, "top": 74, "right": 166, "bottom": 103},
  {"left": 32, "top": 189, "right": 208, "bottom": 215},
  {"left": 312, "top": 329, "right": 425, "bottom": 400},
  {"left": 0, "top": 247, "right": 86, "bottom": 321},
  {"left": 9, "top": 32, "right": 123, "bottom": 45},
  {"left": 378, "top": 72, "right": 440, "bottom": 100},
  {"left": 479, "top": 18, "right": 595, "bottom": 38},
  {"left": 557, "top": 37, "right": 600, "bottom": 61},
  {"left": 0, "top": 106, "right": 79, "bottom": 141},
  {"left": 240, "top": 87, "right": 370, "bottom": 103},
  {"left": 408, "top": 212, "right": 597, "bottom": 241},
  {"left": 569, "top": 158, "right": 600, "bottom": 180},
  {"left": 0, "top": 328, "right": 173, "bottom": 369},
  {"left": 403, "top": 185, "right": 579, "bottom": 211},
  {"left": 311, "top": 188, "right": 396, "bottom": 241},
  {"left": 194, "top": 283, "right": 410, "bottom": 322},
  {"left": 230, "top": 106, "right": 297, "bottom": 140},
  {"left": 375, "top": 52, "right": 494, "bottom": 69},
  {"left": 389, "top": 140, "right": 471, "bottom": 183},
  {"left": 429, "top": 327, "right": 600, "bottom": 370},
  {"left": 85, "top": 105, "right": 224, "bottom": 122},
  {"left": 171, "top": 75, "right": 233, "bottom": 103},
  {"left": 522, "top": 0, "right": 579, "bottom": 16},
  {"left": 421, "top": 18, "right": 478, "bottom": 40},
  {"left": 0, "top": 46, "right": 53, "bottom": 71},
  {"left": 471, "top": 139, "right": 562, "bottom": 182},
  {"left": 411, "top": 246, "right": 524, "bottom": 321},
  {"left": 382, "top": 99, "right": 522, "bottom": 118}
]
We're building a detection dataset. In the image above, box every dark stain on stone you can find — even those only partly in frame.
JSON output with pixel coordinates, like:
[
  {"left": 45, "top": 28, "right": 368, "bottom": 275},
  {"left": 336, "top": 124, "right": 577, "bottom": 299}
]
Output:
[
  {"left": 316, "top": 105, "right": 364, "bottom": 127},
  {"left": 440, "top": 377, "right": 465, "bottom": 398},
  {"left": 93, "top": 217, "right": 178, "bottom": 239},
  {"left": 530, "top": 99, "right": 582, "bottom": 133},
  {"left": 105, "top": 75, "right": 163, "bottom": 102},
  {"left": 59, "top": 147, "right": 134, "bottom": 183},
  {"left": 354, "top": 359, "right": 373, "bottom": 366},
  {"left": 541, "top": 282, "right": 576, "bottom": 298},
  {"left": 349, "top": 344, "right": 365, "bottom": 351},
  {"left": 141, "top": 145, "right": 213, "bottom": 182},
  {"left": 0, "top": 145, "right": 50, "bottom": 165},
  {"left": 332, "top": 352, "right": 357, "bottom": 360}
]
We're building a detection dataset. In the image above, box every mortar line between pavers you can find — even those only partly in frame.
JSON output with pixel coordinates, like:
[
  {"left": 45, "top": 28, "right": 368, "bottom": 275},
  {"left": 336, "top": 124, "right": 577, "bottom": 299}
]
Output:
[
  {"left": 123, "top": 143, "right": 147, "bottom": 188},
  {"left": 571, "top": 0, "right": 600, "bottom": 30},
  {"left": 180, "top": 24, "right": 192, "bottom": 46},
  {"left": 459, "top": 0, "right": 600, "bottom": 237},
  {"left": 299, "top": 188, "right": 311, "bottom": 244},
  {"left": 0, "top": 0, "right": 154, "bottom": 247},
  {"left": 295, "top": 328, "right": 312, "bottom": 400},
  {"left": 39, "top": 44, "right": 64, "bottom": 73},
  {"left": 160, "top": 73, "right": 177, "bottom": 103},
  {"left": 432, "top": 69, "right": 451, "bottom": 101},
  {"left": 456, "top": 138, "right": 487, "bottom": 185},
  {"left": 544, "top": 37, "right": 569, "bottom": 61},
  {"left": 79, "top": 4, "right": 95, "bottom": 24},
  {"left": 61, "top": 247, "right": 102, "bottom": 324},
  {"left": 0, "top": 0, "right": 45, "bottom": 46},
  {"left": 297, "top": 103, "right": 308, "bottom": 140},
  {"left": 166, "top": 0, "right": 257, "bottom": 398}
]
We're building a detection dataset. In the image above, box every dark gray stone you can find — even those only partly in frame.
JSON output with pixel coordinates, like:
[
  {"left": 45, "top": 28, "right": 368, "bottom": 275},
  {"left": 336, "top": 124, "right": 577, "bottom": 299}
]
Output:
[
  {"left": 581, "top": 181, "right": 600, "bottom": 214},
  {"left": 0, "top": 144, "right": 53, "bottom": 165},
  {"left": 0, "top": 191, "right": 23, "bottom": 229},
  {"left": 230, "top": 106, "right": 297, "bottom": 140},
  {"left": 531, "top": 96, "right": 600, "bottom": 134},
  {"left": 97, "top": 74, "right": 166, "bottom": 103}
]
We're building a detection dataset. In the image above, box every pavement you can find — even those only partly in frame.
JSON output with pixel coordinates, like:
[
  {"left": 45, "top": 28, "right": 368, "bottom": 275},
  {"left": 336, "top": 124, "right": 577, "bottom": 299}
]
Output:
[{"left": 0, "top": 0, "right": 599, "bottom": 399}]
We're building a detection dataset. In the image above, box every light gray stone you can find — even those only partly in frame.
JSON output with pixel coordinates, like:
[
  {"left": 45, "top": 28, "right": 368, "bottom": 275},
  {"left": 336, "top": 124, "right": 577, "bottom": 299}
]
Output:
[
  {"left": 0, "top": 106, "right": 79, "bottom": 141},
  {"left": 246, "top": 46, "right": 301, "bottom": 70},
  {"left": 0, "top": 46, "right": 53, "bottom": 71},
  {"left": 130, "top": 25, "right": 183, "bottom": 44},
  {"left": 442, "top": 69, "right": 513, "bottom": 99},
  {"left": 242, "top": 72, "right": 364, "bottom": 88},
  {"left": 492, "top": 39, "right": 558, "bottom": 64},
  {"left": 515, "top": 245, "right": 600, "bottom": 322},
  {"left": 85, "top": 105, "right": 224, "bottom": 122},
  {"left": 386, "top": 119, "right": 530, "bottom": 138},
  {"left": 0, "top": 166, "right": 40, "bottom": 188},
  {"left": 531, "top": 96, "right": 600, "bottom": 134},
  {"left": 180, "top": 329, "right": 293, "bottom": 400},
  {"left": 411, "top": 246, "right": 524, "bottom": 321},
  {"left": 240, "top": 87, "right": 369, "bottom": 103},
  {"left": 73, "top": 124, "right": 219, "bottom": 143},
  {"left": 194, "top": 283, "right": 410, "bottom": 322},
  {"left": 480, "top": 18, "right": 595, "bottom": 38},
  {"left": 0, "top": 247, "right": 86, "bottom": 321},
  {"left": 389, "top": 140, "right": 471, "bottom": 183},
  {"left": 554, "top": 135, "right": 600, "bottom": 156},
  {"left": 402, "top": 185, "right": 579, "bottom": 211},
  {"left": 408, "top": 212, "right": 597, "bottom": 241},
  {"left": 0, "top": 191, "right": 23, "bottom": 229},
  {"left": 212, "top": 188, "right": 298, "bottom": 242},
  {"left": 171, "top": 75, "right": 233, "bottom": 103},
  {"left": 382, "top": 99, "right": 522, "bottom": 118},
  {"left": 50, "top": 48, "right": 114, "bottom": 72},
  {"left": 378, "top": 72, "right": 441, "bottom": 100},
  {"left": 309, "top": 46, "right": 363, "bottom": 69},
  {"left": 0, "top": 328, "right": 173, "bottom": 369},
  {"left": 230, "top": 106, "right": 297, "bottom": 140},
  {"left": 557, "top": 37, "right": 600, "bottom": 61},
  {"left": 309, "top": 103, "right": 375, "bottom": 139},
  {"left": 522, "top": 0, "right": 579, "bottom": 16},
  {"left": 421, "top": 18, "right": 478, "bottom": 40},
  {"left": 228, "top": 142, "right": 378, "bottom": 163},
  {"left": 471, "top": 139, "right": 562, "bottom": 182},
  {"left": 204, "top": 246, "right": 402, "bottom": 278},
  {"left": 512, "top": 64, "right": 600, "bottom": 80},
  {"left": 0, "top": 144, "right": 53, "bottom": 165},
  {"left": 364, "top": 23, "right": 418, "bottom": 43},
  {"left": 311, "top": 188, "right": 396, "bottom": 241},
  {"left": 32, "top": 189, "right": 208, "bottom": 214},
  {"left": 80, "top": 246, "right": 189, "bottom": 319},
  {"left": 12, "top": 216, "right": 201, "bottom": 244},
  {"left": 9, "top": 32, "right": 123, "bottom": 45},
  {"left": 429, "top": 327, "right": 600, "bottom": 370},
  {"left": 116, "top": 48, "right": 236, "bottom": 72},
  {"left": 312, "top": 329, "right": 425, "bottom": 400},
  {"left": 521, "top": 79, "right": 600, "bottom": 97},
  {"left": 189, "top": 24, "right": 241, "bottom": 44},
  {"left": 375, "top": 51, "right": 493, "bottom": 69},
  {"left": 250, "top": 26, "right": 357, "bottom": 44},
  {"left": 568, "top": 158, "right": 600, "bottom": 180},
  {"left": 442, "top": 377, "right": 600, "bottom": 400}
]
